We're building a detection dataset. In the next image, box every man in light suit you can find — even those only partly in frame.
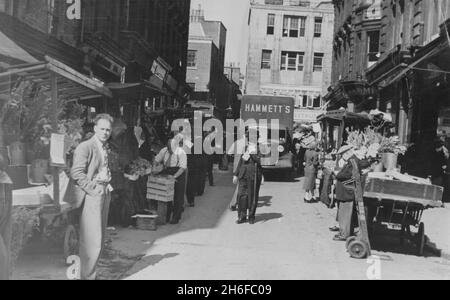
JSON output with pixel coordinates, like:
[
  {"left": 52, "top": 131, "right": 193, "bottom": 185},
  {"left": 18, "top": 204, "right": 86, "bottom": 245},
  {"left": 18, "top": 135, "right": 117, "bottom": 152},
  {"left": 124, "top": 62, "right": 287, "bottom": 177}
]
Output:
[{"left": 66, "top": 114, "right": 114, "bottom": 280}]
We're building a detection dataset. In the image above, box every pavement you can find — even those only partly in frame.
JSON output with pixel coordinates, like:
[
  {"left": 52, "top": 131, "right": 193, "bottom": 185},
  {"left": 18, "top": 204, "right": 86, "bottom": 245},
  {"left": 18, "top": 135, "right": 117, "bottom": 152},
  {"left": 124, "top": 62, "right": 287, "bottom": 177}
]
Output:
[
  {"left": 121, "top": 169, "right": 450, "bottom": 280},
  {"left": 11, "top": 167, "right": 450, "bottom": 280},
  {"left": 421, "top": 204, "right": 450, "bottom": 260}
]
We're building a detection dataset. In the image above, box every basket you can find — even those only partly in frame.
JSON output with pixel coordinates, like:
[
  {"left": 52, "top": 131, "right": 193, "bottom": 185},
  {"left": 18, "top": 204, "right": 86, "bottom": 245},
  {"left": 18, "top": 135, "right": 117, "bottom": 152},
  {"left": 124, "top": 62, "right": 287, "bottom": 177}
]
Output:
[{"left": 132, "top": 214, "right": 158, "bottom": 231}]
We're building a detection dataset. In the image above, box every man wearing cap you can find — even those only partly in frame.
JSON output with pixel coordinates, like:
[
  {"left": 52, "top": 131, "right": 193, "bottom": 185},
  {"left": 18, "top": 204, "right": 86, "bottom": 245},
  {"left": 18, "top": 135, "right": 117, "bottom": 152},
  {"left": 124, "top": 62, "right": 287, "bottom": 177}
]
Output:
[{"left": 333, "top": 145, "right": 370, "bottom": 241}]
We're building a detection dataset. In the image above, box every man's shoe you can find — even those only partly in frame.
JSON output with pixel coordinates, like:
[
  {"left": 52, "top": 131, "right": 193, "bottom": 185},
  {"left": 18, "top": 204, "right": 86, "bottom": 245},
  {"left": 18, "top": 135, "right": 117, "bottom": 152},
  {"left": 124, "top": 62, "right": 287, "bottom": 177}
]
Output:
[
  {"left": 329, "top": 226, "right": 340, "bottom": 232},
  {"left": 170, "top": 219, "right": 180, "bottom": 225},
  {"left": 333, "top": 234, "right": 346, "bottom": 241},
  {"left": 188, "top": 203, "right": 195, "bottom": 207},
  {"left": 249, "top": 219, "right": 255, "bottom": 225},
  {"left": 236, "top": 218, "right": 247, "bottom": 224},
  {"left": 230, "top": 205, "right": 237, "bottom": 211}
]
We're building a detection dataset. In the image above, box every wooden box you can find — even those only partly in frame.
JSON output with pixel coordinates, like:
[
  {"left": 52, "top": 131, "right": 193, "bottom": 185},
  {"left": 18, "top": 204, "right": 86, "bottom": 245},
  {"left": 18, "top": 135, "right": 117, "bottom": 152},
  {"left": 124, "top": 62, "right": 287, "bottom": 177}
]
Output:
[
  {"left": 364, "top": 177, "right": 443, "bottom": 207},
  {"left": 147, "top": 175, "right": 175, "bottom": 203},
  {"left": 132, "top": 214, "right": 158, "bottom": 231}
]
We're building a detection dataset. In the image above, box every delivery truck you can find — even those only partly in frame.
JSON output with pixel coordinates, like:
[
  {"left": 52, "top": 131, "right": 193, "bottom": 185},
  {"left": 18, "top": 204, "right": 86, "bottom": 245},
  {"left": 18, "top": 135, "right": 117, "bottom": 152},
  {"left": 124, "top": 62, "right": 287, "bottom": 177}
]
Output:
[{"left": 241, "top": 95, "right": 295, "bottom": 177}]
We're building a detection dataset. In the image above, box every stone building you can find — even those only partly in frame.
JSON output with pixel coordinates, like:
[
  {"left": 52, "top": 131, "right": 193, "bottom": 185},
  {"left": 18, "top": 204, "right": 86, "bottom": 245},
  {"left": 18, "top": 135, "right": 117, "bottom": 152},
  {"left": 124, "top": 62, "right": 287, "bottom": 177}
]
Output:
[{"left": 245, "top": 0, "right": 334, "bottom": 123}]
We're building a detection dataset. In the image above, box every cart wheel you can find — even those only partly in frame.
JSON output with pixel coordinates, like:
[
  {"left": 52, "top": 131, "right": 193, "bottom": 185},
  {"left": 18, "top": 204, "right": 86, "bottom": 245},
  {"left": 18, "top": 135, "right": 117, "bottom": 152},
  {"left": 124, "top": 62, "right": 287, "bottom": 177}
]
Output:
[
  {"left": 348, "top": 239, "right": 370, "bottom": 259},
  {"left": 345, "top": 236, "right": 357, "bottom": 250},
  {"left": 417, "top": 222, "right": 425, "bottom": 256},
  {"left": 64, "top": 225, "right": 79, "bottom": 262}
]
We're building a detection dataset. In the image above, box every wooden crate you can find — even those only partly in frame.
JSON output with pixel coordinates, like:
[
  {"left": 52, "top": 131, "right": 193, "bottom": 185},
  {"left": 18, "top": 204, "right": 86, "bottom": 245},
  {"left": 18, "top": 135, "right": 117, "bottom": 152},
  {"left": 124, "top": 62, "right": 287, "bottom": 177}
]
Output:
[
  {"left": 147, "top": 175, "right": 175, "bottom": 203},
  {"left": 132, "top": 214, "right": 158, "bottom": 231}
]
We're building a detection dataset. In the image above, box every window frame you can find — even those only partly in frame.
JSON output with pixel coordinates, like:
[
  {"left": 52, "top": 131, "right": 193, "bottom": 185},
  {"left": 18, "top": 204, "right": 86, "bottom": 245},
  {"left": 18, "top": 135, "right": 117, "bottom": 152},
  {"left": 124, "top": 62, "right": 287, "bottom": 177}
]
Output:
[
  {"left": 261, "top": 49, "right": 272, "bottom": 69},
  {"left": 267, "top": 13, "right": 275, "bottom": 35},
  {"left": 281, "top": 51, "right": 305, "bottom": 71},
  {"left": 187, "top": 50, "right": 197, "bottom": 68},
  {"left": 282, "top": 16, "right": 306, "bottom": 38},
  {"left": 313, "top": 52, "right": 324, "bottom": 72},
  {"left": 314, "top": 17, "right": 323, "bottom": 38}
]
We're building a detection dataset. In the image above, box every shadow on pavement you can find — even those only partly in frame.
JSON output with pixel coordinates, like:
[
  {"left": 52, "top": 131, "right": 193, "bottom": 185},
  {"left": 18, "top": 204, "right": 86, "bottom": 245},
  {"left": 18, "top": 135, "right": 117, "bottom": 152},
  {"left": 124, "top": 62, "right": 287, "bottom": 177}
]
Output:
[
  {"left": 122, "top": 253, "right": 179, "bottom": 279},
  {"left": 368, "top": 225, "right": 440, "bottom": 259},
  {"left": 255, "top": 213, "right": 283, "bottom": 223},
  {"left": 258, "top": 196, "right": 273, "bottom": 208}
]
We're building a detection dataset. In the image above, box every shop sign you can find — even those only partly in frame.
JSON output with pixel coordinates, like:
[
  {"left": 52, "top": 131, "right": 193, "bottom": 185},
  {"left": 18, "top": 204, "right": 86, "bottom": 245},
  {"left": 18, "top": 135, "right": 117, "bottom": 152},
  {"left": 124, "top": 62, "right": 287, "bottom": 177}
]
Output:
[
  {"left": 66, "top": 0, "right": 81, "bottom": 20},
  {"left": 294, "top": 109, "right": 324, "bottom": 123},
  {"left": 151, "top": 60, "right": 167, "bottom": 81}
]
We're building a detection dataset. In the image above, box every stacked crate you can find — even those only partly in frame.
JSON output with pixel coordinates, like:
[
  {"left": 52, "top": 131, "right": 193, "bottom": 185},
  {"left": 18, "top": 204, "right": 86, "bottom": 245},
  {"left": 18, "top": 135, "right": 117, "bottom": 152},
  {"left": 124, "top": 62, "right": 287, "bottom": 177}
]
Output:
[{"left": 147, "top": 175, "right": 175, "bottom": 225}]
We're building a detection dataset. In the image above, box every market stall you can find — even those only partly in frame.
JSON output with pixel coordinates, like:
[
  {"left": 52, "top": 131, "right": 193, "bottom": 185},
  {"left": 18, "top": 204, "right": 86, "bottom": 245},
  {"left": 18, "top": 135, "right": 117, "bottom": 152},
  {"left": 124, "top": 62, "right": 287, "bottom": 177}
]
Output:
[
  {"left": 347, "top": 162, "right": 443, "bottom": 259},
  {"left": 0, "top": 55, "right": 112, "bottom": 260}
]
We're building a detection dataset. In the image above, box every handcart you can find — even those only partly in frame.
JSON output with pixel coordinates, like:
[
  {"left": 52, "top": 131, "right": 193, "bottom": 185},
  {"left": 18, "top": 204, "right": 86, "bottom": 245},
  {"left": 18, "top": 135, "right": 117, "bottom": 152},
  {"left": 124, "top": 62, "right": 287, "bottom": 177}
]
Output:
[
  {"left": 346, "top": 160, "right": 443, "bottom": 259},
  {"left": 12, "top": 169, "right": 80, "bottom": 261}
]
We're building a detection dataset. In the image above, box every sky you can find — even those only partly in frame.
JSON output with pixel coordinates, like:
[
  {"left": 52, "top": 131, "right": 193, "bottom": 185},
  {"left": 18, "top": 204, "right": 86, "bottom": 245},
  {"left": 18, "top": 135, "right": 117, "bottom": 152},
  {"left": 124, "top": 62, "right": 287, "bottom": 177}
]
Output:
[{"left": 190, "top": 0, "right": 251, "bottom": 71}]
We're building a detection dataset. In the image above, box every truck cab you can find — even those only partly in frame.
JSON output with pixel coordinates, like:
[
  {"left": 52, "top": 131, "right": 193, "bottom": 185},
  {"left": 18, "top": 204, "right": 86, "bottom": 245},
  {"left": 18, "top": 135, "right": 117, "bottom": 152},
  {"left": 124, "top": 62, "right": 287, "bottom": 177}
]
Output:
[{"left": 241, "top": 95, "right": 295, "bottom": 175}]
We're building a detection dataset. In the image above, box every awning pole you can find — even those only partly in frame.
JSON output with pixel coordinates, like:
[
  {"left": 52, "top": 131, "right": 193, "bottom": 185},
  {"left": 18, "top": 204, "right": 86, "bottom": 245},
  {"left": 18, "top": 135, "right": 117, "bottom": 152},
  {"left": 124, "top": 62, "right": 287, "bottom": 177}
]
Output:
[{"left": 50, "top": 73, "right": 60, "bottom": 209}]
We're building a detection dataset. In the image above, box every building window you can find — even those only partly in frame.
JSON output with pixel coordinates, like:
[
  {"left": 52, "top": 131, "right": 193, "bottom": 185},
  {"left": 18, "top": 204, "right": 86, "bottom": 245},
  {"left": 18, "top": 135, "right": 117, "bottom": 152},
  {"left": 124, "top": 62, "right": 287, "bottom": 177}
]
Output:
[
  {"left": 313, "top": 53, "right": 324, "bottom": 72},
  {"left": 261, "top": 50, "right": 272, "bottom": 69},
  {"left": 313, "top": 96, "right": 321, "bottom": 108},
  {"left": 267, "top": 14, "right": 275, "bottom": 35},
  {"left": 281, "top": 51, "right": 304, "bottom": 71},
  {"left": 367, "top": 30, "right": 380, "bottom": 67},
  {"left": 302, "top": 95, "right": 308, "bottom": 107},
  {"left": 282, "top": 16, "right": 306, "bottom": 38},
  {"left": 187, "top": 50, "right": 197, "bottom": 67},
  {"left": 314, "top": 17, "right": 322, "bottom": 38}
]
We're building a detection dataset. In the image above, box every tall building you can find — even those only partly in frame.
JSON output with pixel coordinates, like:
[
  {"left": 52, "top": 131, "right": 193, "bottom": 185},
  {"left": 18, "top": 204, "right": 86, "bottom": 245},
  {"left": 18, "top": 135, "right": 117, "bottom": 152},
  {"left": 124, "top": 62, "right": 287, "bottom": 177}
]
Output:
[
  {"left": 0, "top": 0, "right": 192, "bottom": 119},
  {"left": 325, "top": 0, "right": 382, "bottom": 112},
  {"left": 245, "top": 0, "right": 334, "bottom": 123},
  {"left": 186, "top": 6, "right": 231, "bottom": 117}
]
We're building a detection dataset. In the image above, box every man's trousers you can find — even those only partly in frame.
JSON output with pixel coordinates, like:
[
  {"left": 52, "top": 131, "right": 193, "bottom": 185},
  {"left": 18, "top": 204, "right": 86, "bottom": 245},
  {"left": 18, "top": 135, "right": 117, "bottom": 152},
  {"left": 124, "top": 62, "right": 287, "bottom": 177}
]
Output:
[
  {"left": 0, "top": 183, "right": 12, "bottom": 280},
  {"left": 337, "top": 200, "right": 355, "bottom": 239},
  {"left": 79, "top": 188, "right": 111, "bottom": 280}
]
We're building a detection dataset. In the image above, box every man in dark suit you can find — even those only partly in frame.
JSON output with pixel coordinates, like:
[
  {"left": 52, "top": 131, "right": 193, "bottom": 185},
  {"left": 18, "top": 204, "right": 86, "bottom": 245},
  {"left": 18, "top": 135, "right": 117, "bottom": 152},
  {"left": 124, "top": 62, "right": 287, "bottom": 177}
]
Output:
[
  {"left": 66, "top": 114, "right": 114, "bottom": 280},
  {"left": 233, "top": 142, "right": 263, "bottom": 225},
  {"left": 333, "top": 145, "right": 370, "bottom": 241},
  {"left": 0, "top": 153, "right": 12, "bottom": 280}
]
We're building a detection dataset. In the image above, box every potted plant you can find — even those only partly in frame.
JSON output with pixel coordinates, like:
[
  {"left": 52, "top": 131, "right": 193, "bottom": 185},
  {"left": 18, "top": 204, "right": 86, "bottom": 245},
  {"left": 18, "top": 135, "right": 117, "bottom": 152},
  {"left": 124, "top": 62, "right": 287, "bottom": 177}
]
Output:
[{"left": 378, "top": 136, "right": 407, "bottom": 171}]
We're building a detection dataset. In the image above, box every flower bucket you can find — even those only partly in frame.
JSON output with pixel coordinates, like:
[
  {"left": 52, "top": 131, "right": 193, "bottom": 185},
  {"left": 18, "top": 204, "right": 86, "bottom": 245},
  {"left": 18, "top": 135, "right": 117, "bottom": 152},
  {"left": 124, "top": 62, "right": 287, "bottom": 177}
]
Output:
[
  {"left": 8, "top": 142, "right": 26, "bottom": 166},
  {"left": 372, "top": 160, "right": 384, "bottom": 172},
  {"left": 382, "top": 153, "right": 398, "bottom": 171},
  {"left": 31, "top": 159, "right": 49, "bottom": 184}
]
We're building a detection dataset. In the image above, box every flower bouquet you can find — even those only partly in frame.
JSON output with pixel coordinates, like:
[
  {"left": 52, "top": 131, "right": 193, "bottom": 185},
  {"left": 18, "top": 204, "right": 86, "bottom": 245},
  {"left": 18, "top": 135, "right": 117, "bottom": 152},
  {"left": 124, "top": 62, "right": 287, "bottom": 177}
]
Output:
[
  {"left": 124, "top": 158, "right": 153, "bottom": 181},
  {"left": 379, "top": 136, "right": 407, "bottom": 155}
]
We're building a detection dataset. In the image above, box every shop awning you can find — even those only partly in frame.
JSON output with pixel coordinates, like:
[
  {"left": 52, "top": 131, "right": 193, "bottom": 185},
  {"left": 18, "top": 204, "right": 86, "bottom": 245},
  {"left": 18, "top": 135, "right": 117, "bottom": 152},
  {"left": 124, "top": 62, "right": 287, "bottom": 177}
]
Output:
[
  {"left": 381, "top": 40, "right": 449, "bottom": 87},
  {"left": 0, "top": 56, "right": 112, "bottom": 101},
  {"left": 317, "top": 110, "right": 371, "bottom": 124},
  {"left": 0, "top": 30, "right": 38, "bottom": 64}
]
